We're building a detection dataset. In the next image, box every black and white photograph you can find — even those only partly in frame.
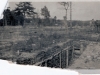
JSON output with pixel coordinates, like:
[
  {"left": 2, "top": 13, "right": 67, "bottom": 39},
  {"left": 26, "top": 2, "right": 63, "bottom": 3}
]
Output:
[{"left": 0, "top": 1, "right": 100, "bottom": 69}]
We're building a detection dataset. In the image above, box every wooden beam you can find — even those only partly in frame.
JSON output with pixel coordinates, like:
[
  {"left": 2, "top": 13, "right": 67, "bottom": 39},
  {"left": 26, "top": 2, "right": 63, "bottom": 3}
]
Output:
[
  {"left": 59, "top": 51, "right": 62, "bottom": 68},
  {"left": 45, "top": 60, "right": 47, "bottom": 67},
  {"left": 72, "top": 43, "right": 74, "bottom": 61},
  {"left": 80, "top": 43, "right": 83, "bottom": 54},
  {"left": 35, "top": 46, "right": 70, "bottom": 66},
  {"left": 70, "top": 2, "right": 72, "bottom": 28},
  {"left": 66, "top": 49, "right": 69, "bottom": 68}
]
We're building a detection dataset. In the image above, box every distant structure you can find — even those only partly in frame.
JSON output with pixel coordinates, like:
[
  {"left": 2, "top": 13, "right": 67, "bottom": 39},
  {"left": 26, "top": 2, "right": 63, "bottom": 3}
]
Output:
[{"left": 90, "top": 19, "right": 95, "bottom": 30}]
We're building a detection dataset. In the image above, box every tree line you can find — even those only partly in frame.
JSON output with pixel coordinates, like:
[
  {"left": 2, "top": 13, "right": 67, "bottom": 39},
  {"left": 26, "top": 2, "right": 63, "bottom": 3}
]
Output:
[
  {"left": 0, "top": 2, "right": 58, "bottom": 26},
  {"left": 0, "top": 2, "right": 96, "bottom": 28}
]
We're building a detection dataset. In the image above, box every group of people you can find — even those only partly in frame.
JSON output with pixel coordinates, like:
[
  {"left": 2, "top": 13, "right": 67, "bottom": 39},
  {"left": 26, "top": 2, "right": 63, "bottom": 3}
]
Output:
[
  {"left": 2, "top": 7, "right": 24, "bottom": 26},
  {"left": 90, "top": 19, "right": 100, "bottom": 32}
]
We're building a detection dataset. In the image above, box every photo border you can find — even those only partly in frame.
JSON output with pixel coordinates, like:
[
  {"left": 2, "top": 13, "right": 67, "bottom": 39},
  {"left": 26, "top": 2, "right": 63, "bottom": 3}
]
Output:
[{"left": 5, "top": 0, "right": 100, "bottom": 74}]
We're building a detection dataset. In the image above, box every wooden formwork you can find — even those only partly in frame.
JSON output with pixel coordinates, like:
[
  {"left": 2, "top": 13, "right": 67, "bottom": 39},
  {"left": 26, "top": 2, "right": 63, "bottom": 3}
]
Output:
[
  {"left": 14, "top": 39, "right": 86, "bottom": 67},
  {"left": 73, "top": 40, "right": 84, "bottom": 54},
  {"left": 35, "top": 45, "right": 74, "bottom": 68},
  {"left": 14, "top": 39, "right": 85, "bottom": 68}
]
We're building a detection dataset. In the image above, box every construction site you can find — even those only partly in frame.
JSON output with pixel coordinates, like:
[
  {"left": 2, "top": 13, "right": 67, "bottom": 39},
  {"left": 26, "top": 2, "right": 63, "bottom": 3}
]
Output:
[{"left": 0, "top": 2, "right": 100, "bottom": 69}]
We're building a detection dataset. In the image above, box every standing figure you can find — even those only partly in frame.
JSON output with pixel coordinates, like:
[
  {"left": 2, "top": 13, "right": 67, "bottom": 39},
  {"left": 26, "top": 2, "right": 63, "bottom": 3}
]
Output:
[
  {"left": 64, "top": 16, "right": 68, "bottom": 29},
  {"left": 15, "top": 9, "right": 24, "bottom": 26},
  {"left": 90, "top": 19, "right": 95, "bottom": 31},
  {"left": 95, "top": 20, "right": 99, "bottom": 32},
  {"left": 63, "top": 16, "right": 68, "bottom": 34},
  {"left": 3, "top": 7, "right": 12, "bottom": 26},
  {"left": 54, "top": 16, "right": 57, "bottom": 25}
]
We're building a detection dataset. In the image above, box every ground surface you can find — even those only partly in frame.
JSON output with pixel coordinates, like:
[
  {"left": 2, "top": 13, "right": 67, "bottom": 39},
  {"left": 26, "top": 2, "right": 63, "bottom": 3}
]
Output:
[
  {"left": 69, "top": 41, "right": 100, "bottom": 69},
  {"left": 0, "top": 25, "right": 100, "bottom": 69}
]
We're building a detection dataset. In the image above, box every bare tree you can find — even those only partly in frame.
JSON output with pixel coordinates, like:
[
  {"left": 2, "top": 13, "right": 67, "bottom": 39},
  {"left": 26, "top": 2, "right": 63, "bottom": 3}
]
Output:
[
  {"left": 59, "top": 2, "right": 69, "bottom": 20},
  {"left": 41, "top": 6, "right": 51, "bottom": 26},
  {"left": 41, "top": 6, "right": 50, "bottom": 19},
  {"left": 59, "top": 2, "right": 70, "bottom": 34}
]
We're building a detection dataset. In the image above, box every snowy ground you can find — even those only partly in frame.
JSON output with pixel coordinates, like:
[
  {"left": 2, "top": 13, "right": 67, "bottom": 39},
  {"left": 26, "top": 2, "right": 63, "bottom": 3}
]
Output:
[
  {"left": 69, "top": 42, "right": 100, "bottom": 69},
  {"left": 0, "top": 59, "right": 79, "bottom": 75}
]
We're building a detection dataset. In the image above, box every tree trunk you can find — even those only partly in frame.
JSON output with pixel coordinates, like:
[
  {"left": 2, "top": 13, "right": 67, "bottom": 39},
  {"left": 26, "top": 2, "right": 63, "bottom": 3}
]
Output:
[
  {"left": 64, "top": 9, "right": 68, "bottom": 34},
  {"left": 66, "top": 9, "right": 67, "bottom": 21},
  {"left": 23, "top": 12, "right": 25, "bottom": 17},
  {"left": 70, "top": 2, "right": 72, "bottom": 28},
  {"left": 4, "top": 16, "right": 7, "bottom": 26}
]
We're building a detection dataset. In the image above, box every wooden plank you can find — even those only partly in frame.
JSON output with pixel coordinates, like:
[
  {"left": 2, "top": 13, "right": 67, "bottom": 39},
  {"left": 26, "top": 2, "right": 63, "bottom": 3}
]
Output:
[
  {"left": 45, "top": 60, "right": 47, "bottom": 67},
  {"left": 34, "top": 40, "right": 73, "bottom": 66},
  {"left": 59, "top": 51, "right": 62, "bottom": 68},
  {"left": 80, "top": 43, "right": 83, "bottom": 54},
  {"left": 72, "top": 43, "right": 74, "bottom": 61},
  {"left": 66, "top": 49, "right": 69, "bottom": 68},
  {"left": 35, "top": 46, "right": 71, "bottom": 66}
]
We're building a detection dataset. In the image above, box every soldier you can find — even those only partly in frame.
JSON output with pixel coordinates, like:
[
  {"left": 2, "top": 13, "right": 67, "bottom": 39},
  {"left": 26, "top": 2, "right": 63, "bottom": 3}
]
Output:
[
  {"left": 3, "top": 7, "right": 12, "bottom": 26},
  {"left": 63, "top": 16, "right": 68, "bottom": 34},
  {"left": 16, "top": 9, "right": 21, "bottom": 25},
  {"left": 54, "top": 16, "right": 57, "bottom": 25},
  {"left": 61, "top": 16, "right": 68, "bottom": 34},
  {"left": 38, "top": 18, "right": 41, "bottom": 27},
  {"left": 19, "top": 13, "right": 24, "bottom": 26},
  {"left": 95, "top": 20, "right": 99, "bottom": 32},
  {"left": 90, "top": 19, "right": 95, "bottom": 31},
  {"left": 0, "top": 19, "right": 3, "bottom": 26},
  {"left": 15, "top": 9, "right": 24, "bottom": 26}
]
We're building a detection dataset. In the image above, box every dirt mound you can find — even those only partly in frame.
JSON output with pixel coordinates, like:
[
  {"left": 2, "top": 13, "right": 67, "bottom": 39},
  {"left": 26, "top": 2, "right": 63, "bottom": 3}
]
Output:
[{"left": 69, "top": 42, "right": 100, "bottom": 69}]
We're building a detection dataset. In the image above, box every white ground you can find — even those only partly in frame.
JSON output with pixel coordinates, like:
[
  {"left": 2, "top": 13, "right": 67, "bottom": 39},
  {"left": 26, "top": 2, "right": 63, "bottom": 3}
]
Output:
[
  {"left": 0, "top": 59, "right": 78, "bottom": 75},
  {"left": 69, "top": 42, "right": 100, "bottom": 69}
]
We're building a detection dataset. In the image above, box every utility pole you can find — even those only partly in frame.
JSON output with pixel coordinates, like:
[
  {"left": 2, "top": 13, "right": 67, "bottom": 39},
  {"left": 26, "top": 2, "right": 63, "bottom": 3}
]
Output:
[{"left": 70, "top": 2, "right": 72, "bottom": 28}]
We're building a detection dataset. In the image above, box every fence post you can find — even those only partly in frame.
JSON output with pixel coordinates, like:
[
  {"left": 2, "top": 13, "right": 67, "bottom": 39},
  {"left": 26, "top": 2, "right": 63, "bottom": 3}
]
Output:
[
  {"left": 72, "top": 42, "right": 74, "bottom": 61},
  {"left": 59, "top": 51, "right": 62, "bottom": 68},
  {"left": 80, "top": 42, "right": 84, "bottom": 54},
  {"left": 45, "top": 60, "right": 47, "bottom": 67},
  {"left": 1, "top": 33, "right": 3, "bottom": 40},
  {"left": 66, "top": 49, "right": 69, "bottom": 68}
]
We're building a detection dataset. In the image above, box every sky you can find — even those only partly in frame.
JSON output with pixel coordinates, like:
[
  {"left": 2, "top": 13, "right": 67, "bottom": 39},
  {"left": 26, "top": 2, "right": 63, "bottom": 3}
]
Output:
[{"left": 9, "top": 2, "right": 100, "bottom": 21}]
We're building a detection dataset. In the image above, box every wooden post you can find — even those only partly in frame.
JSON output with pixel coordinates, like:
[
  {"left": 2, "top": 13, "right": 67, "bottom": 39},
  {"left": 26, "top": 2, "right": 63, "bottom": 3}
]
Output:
[
  {"left": 59, "top": 52, "right": 62, "bottom": 68},
  {"left": 70, "top": 2, "right": 72, "bottom": 28},
  {"left": 39, "top": 64, "right": 42, "bottom": 66},
  {"left": 72, "top": 43, "right": 74, "bottom": 61},
  {"left": 45, "top": 60, "right": 47, "bottom": 67},
  {"left": 64, "top": 16, "right": 68, "bottom": 35},
  {"left": 1, "top": 33, "right": 3, "bottom": 40},
  {"left": 80, "top": 43, "right": 83, "bottom": 54},
  {"left": 3, "top": 11, "right": 5, "bottom": 26},
  {"left": 39, "top": 64, "right": 42, "bottom": 67},
  {"left": 66, "top": 49, "right": 69, "bottom": 68}
]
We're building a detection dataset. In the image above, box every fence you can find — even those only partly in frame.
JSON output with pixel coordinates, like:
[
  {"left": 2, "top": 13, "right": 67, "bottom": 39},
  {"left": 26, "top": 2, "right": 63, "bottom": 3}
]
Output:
[{"left": 34, "top": 40, "right": 84, "bottom": 68}]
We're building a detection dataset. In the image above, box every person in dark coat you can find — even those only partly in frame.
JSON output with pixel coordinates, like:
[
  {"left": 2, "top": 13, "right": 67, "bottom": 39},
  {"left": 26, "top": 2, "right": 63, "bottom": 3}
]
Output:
[
  {"left": 15, "top": 9, "right": 24, "bottom": 26},
  {"left": 95, "top": 20, "right": 99, "bottom": 32},
  {"left": 3, "top": 8, "right": 12, "bottom": 25},
  {"left": 0, "top": 19, "right": 3, "bottom": 26}
]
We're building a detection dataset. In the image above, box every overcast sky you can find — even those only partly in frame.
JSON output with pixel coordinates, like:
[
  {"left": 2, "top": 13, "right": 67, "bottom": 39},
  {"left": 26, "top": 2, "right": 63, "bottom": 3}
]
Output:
[{"left": 9, "top": 2, "right": 100, "bottom": 21}]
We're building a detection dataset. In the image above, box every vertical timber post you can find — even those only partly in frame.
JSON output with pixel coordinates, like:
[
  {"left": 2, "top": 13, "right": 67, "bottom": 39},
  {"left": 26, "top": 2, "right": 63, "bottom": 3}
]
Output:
[
  {"left": 70, "top": 2, "right": 72, "bottom": 28},
  {"left": 66, "top": 49, "right": 69, "bottom": 68},
  {"left": 40, "top": 64, "right": 42, "bottom": 67},
  {"left": 4, "top": 16, "right": 7, "bottom": 26},
  {"left": 45, "top": 60, "right": 47, "bottom": 67},
  {"left": 72, "top": 41, "right": 74, "bottom": 61},
  {"left": 59, "top": 51, "right": 62, "bottom": 68},
  {"left": 80, "top": 42, "right": 83, "bottom": 54}
]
